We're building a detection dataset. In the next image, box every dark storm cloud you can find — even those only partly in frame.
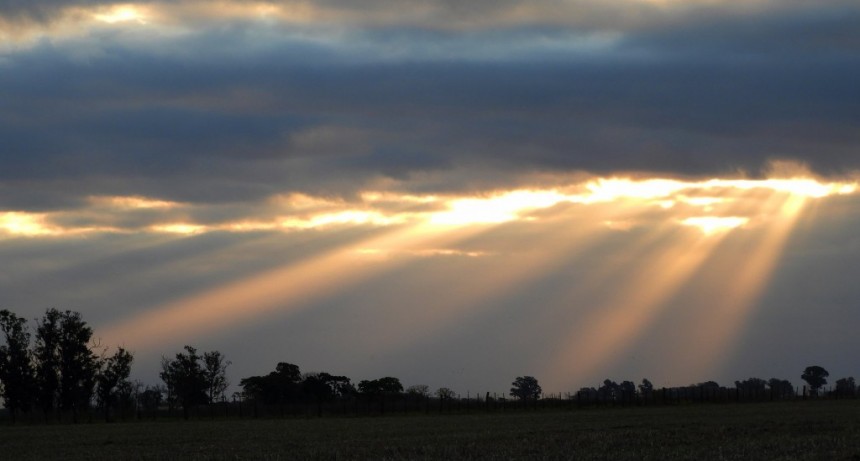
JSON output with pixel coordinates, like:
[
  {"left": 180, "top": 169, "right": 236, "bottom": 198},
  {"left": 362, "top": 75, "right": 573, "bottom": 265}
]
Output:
[
  {"left": 0, "top": 0, "right": 113, "bottom": 20},
  {"left": 1, "top": 2, "right": 859, "bottom": 211}
]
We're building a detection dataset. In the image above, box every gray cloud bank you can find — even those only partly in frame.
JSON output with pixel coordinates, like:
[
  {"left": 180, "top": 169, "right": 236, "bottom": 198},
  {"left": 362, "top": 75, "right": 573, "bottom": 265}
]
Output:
[{"left": 0, "top": 1, "right": 858, "bottom": 211}]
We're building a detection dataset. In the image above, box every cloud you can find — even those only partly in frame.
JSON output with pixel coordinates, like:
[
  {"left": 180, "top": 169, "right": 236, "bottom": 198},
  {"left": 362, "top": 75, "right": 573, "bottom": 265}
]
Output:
[
  {"left": 0, "top": 0, "right": 117, "bottom": 22},
  {"left": 0, "top": 1, "right": 858, "bottom": 214}
]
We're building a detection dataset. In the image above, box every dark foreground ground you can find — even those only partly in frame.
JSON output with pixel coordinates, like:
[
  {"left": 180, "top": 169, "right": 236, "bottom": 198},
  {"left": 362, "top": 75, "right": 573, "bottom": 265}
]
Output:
[{"left": 3, "top": 400, "right": 860, "bottom": 460}]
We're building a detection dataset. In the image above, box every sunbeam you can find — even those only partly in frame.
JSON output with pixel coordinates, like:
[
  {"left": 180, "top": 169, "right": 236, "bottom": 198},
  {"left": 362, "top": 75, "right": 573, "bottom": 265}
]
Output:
[
  {"left": 91, "top": 173, "right": 857, "bottom": 389},
  {"left": 97, "top": 222, "right": 490, "bottom": 350},
  {"left": 677, "top": 192, "right": 811, "bottom": 378},
  {"left": 542, "top": 223, "right": 732, "bottom": 386}
]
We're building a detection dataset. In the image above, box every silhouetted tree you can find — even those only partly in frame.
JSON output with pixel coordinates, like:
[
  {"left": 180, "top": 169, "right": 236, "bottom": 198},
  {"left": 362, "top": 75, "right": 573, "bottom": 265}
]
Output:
[
  {"left": 510, "top": 376, "right": 541, "bottom": 401},
  {"left": 767, "top": 378, "right": 794, "bottom": 399},
  {"left": 33, "top": 309, "right": 98, "bottom": 423},
  {"left": 160, "top": 346, "right": 208, "bottom": 419},
  {"left": 273, "top": 362, "right": 302, "bottom": 382},
  {"left": 598, "top": 379, "right": 619, "bottom": 402},
  {"left": 0, "top": 310, "right": 35, "bottom": 423},
  {"left": 301, "top": 373, "right": 331, "bottom": 403},
  {"left": 577, "top": 387, "right": 598, "bottom": 403},
  {"left": 406, "top": 384, "right": 431, "bottom": 398},
  {"left": 271, "top": 362, "right": 302, "bottom": 404},
  {"left": 34, "top": 309, "right": 62, "bottom": 420},
  {"left": 835, "top": 377, "right": 856, "bottom": 397},
  {"left": 240, "top": 364, "right": 354, "bottom": 413},
  {"left": 117, "top": 379, "right": 138, "bottom": 416},
  {"left": 138, "top": 385, "right": 164, "bottom": 416},
  {"left": 95, "top": 347, "right": 133, "bottom": 422},
  {"left": 735, "top": 378, "right": 767, "bottom": 395},
  {"left": 638, "top": 379, "right": 654, "bottom": 399},
  {"left": 203, "top": 350, "right": 230, "bottom": 404},
  {"left": 57, "top": 310, "right": 98, "bottom": 423},
  {"left": 314, "top": 373, "right": 354, "bottom": 399},
  {"left": 435, "top": 387, "right": 455, "bottom": 400},
  {"left": 300, "top": 372, "right": 347, "bottom": 400},
  {"left": 619, "top": 381, "right": 636, "bottom": 402},
  {"left": 697, "top": 381, "right": 721, "bottom": 391},
  {"left": 238, "top": 376, "right": 267, "bottom": 404},
  {"left": 801, "top": 366, "right": 829, "bottom": 396},
  {"left": 240, "top": 362, "right": 303, "bottom": 405},
  {"left": 358, "top": 377, "right": 403, "bottom": 397}
]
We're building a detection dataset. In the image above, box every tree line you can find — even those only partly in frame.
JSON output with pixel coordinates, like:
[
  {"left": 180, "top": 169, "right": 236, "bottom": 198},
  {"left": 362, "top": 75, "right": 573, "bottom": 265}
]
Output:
[
  {"left": 0, "top": 308, "right": 856, "bottom": 423},
  {"left": 0, "top": 309, "right": 132, "bottom": 423},
  {"left": 572, "top": 366, "right": 835, "bottom": 406}
]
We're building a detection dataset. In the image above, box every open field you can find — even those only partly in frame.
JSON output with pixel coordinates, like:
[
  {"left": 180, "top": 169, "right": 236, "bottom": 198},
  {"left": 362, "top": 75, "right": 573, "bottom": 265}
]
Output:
[{"left": 3, "top": 400, "right": 860, "bottom": 460}]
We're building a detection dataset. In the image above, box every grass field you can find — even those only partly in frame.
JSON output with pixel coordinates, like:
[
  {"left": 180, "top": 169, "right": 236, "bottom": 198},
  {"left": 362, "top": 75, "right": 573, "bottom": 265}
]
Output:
[{"left": 3, "top": 400, "right": 860, "bottom": 460}]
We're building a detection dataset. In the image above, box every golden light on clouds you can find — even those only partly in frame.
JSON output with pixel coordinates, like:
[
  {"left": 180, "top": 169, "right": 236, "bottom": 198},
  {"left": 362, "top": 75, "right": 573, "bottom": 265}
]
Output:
[
  {"left": 360, "top": 191, "right": 439, "bottom": 204},
  {"left": 92, "top": 5, "right": 149, "bottom": 24},
  {"left": 355, "top": 247, "right": 490, "bottom": 259},
  {"left": 281, "top": 210, "right": 406, "bottom": 229},
  {"left": 0, "top": 212, "right": 122, "bottom": 237},
  {"left": 581, "top": 177, "right": 856, "bottom": 204},
  {"left": 149, "top": 223, "right": 207, "bottom": 235},
  {"left": 425, "top": 175, "right": 856, "bottom": 231},
  {"left": 0, "top": 212, "right": 57, "bottom": 237},
  {"left": 582, "top": 178, "right": 691, "bottom": 203},
  {"left": 681, "top": 216, "right": 749, "bottom": 235},
  {"left": 90, "top": 195, "right": 180, "bottom": 209},
  {"left": 0, "top": 0, "right": 830, "bottom": 51},
  {"left": 429, "top": 190, "right": 569, "bottom": 226},
  {"left": 0, "top": 176, "right": 855, "bottom": 240}
]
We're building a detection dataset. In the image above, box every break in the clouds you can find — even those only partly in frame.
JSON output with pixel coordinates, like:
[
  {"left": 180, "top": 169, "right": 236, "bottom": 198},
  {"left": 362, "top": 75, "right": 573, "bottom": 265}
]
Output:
[{"left": 2, "top": 1, "right": 860, "bottom": 392}]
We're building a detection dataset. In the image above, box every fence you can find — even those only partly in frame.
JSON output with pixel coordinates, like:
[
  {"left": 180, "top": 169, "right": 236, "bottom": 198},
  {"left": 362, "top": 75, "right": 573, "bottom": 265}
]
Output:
[{"left": 0, "top": 385, "right": 853, "bottom": 424}]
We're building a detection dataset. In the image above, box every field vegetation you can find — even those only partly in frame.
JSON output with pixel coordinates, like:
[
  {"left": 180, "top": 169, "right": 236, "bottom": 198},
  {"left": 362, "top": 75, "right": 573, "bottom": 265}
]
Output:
[
  {"left": 3, "top": 400, "right": 860, "bottom": 460},
  {"left": 3, "top": 308, "right": 860, "bottom": 459}
]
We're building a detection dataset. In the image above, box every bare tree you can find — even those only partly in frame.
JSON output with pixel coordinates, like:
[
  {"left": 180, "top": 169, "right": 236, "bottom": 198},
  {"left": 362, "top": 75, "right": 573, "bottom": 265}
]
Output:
[
  {"left": 203, "top": 350, "right": 230, "bottom": 404},
  {"left": 435, "top": 387, "right": 455, "bottom": 400},
  {"left": 406, "top": 384, "right": 430, "bottom": 398}
]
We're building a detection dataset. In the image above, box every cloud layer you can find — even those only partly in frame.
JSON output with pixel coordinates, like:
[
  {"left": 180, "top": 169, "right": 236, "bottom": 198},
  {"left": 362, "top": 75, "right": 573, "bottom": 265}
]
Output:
[{"left": 1, "top": 0, "right": 859, "bottom": 213}]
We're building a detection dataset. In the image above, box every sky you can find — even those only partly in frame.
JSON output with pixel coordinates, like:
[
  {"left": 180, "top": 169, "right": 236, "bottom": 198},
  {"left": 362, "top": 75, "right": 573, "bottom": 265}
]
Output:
[{"left": 1, "top": 0, "right": 859, "bottom": 395}]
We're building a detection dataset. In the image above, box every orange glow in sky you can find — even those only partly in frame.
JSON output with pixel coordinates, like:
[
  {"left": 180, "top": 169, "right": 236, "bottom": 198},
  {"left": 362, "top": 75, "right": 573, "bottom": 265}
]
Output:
[
  {"left": 92, "top": 5, "right": 149, "bottom": 24},
  {"left": 91, "top": 174, "right": 857, "bottom": 366},
  {"left": 681, "top": 216, "right": 749, "bottom": 235},
  {"left": 4, "top": 172, "right": 854, "bottom": 389},
  {"left": 0, "top": 212, "right": 57, "bottom": 236},
  {"left": 0, "top": 176, "right": 854, "bottom": 240}
]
